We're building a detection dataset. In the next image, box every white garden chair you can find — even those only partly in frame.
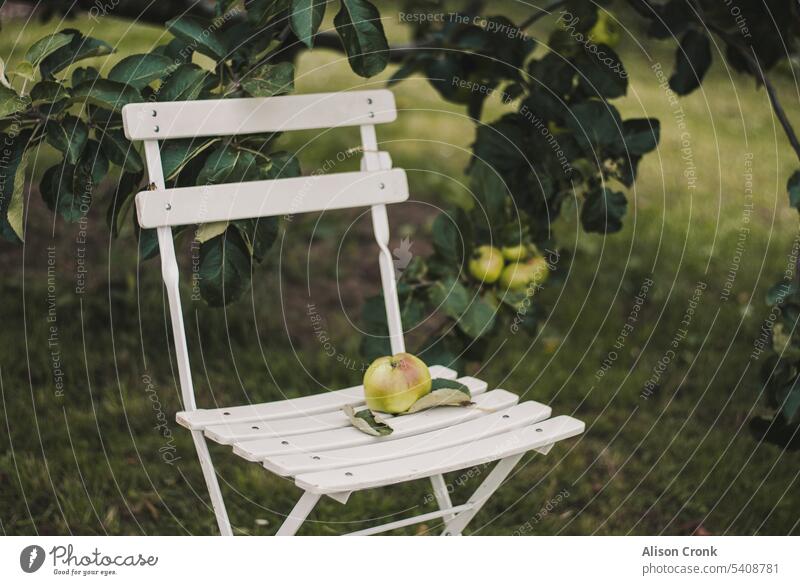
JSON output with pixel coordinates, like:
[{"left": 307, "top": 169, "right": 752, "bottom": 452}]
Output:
[{"left": 122, "top": 89, "right": 584, "bottom": 536}]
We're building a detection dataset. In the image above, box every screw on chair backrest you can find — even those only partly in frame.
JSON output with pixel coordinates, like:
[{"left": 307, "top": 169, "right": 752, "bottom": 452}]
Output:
[{"left": 122, "top": 90, "right": 408, "bottom": 412}]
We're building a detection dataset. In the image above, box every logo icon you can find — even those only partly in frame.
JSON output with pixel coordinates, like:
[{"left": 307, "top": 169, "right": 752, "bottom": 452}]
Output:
[
  {"left": 392, "top": 237, "right": 413, "bottom": 279},
  {"left": 20, "top": 545, "right": 45, "bottom": 573}
]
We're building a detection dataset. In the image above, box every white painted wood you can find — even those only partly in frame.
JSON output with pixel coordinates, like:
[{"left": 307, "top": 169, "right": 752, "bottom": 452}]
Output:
[
  {"left": 177, "top": 365, "right": 457, "bottom": 431},
  {"left": 441, "top": 453, "right": 525, "bottom": 535},
  {"left": 135, "top": 168, "right": 409, "bottom": 228},
  {"left": 122, "top": 90, "right": 397, "bottom": 140},
  {"left": 262, "top": 398, "right": 551, "bottom": 477},
  {"left": 232, "top": 378, "right": 494, "bottom": 461},
  {"left": 206, "top": 374, "right": 490, "bottom": 444},
  {"left": 345, "top": 503, "right": 475, "bottom": 536},
  {"left": 295, "top": 415, "right": 585, "bottom": 494},
  {"left": 275, "top": 492, "right": 321, "bottom": 536},
  {"left": 361, "top": 124, "right": 405, "bottom": 355},
  {"left": 430, "top": 474, "right": 457, "bottom": 525},
  {"left": 191, "top": 430, "right": 233, "bottom": 536}
]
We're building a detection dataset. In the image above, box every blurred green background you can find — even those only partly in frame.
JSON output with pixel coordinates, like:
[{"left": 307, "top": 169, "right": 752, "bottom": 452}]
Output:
[{"left": 1, "top": 2, "right": 799, "bottom": 535}]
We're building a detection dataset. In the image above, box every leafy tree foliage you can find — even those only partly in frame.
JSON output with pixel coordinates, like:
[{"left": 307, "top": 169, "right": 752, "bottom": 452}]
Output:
[{"left": 1, "top": 0, "right": 799, "bottom": 442}]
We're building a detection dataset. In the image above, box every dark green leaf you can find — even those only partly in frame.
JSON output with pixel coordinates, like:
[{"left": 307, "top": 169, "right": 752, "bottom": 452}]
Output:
[
  {"left": 430, "top": 378, "right": 470, "bottom": 395},
  {"left": 136, "top": 223, "right": 160, "bottom": 261},
  {"left": 787, "top": 171, "right": 800, "bottom": 211},
  {"left": 25, "top": 33, "right": 73, "bottom": 66},
  {"left": 343, "top": 405, "right": 394, "bottom": 436},
  {"left": 159, "top": 138, "right": 218, "bottom": 180},
  {"left": 261, "top": 151, "right": 301, "bottom": 179},
  {"left": 575, "top": 43, "right": 627, "bottom": 99},
  {"left": 197, "top": 144, "right": 257, "bottom": 184},
  {"left": 166, "top": 16, "right": 228, "bottom": 60},
  {"left": 45, "top": 114, "right": 88, "bottom": 165},
  {"left": 99, "top": 128, "right": 143, "bottom": 172},
  {"left": 333, "top": 0, "right": 389, "bottom": 77},
  {"left": 581, "top": 187, "right": 627, "bottom": 233},
  {"left": 0, "top": 130, "right": 33, "bottom": 243},
  {"left": 290, "top": 0, "right": 327, "bottom": 47},
  {"left": 622, "top": 118, "right": 660, "bottom": 155},
  {"left": 233, "top": 217, "right": 279, "bottom": 262},
  {"left": 469, "top": 159, "right": 508, "bottom": 235},
  {"left": 0, "top": 85, "right": 30, "bottom": 119},
  {"left": 428, "top": 275, "right": 469, "bottom": 320},
  {"left": 71, "top": 79, "right": 141, "bottom": 111},
  {"left": 107, "top": 170, "right": 143, "bottom": 237},
  {"left": 405, "top": 388, "right": 473, "bottom": 414},
  {"left": 669, "top": 29, "right": 712, "bottom": 96},
  {"left": 457, "top": 297, "right": 496, "bottom": 339},
  {"left": 71, "top": 66, "right": 99, "bottom": 87},
  {"left": 40, "top": 31, "right": 113, "bottom": 78},
  {"left": 566, "top": 100, "right": 622, "bottom": 149},
  {"left": 29, "top": 80, "right": 69, "bottom": 105},
  {"left": 158, "top": 63, "right": 211, "bottom": 101},
  {"left": 241, "top": 62, "right": 295, "bottom": 97},
  {"left": 432, "top": 212, "right": 463, "bottom": 263},
  {"left": 108, "top": 53, "right": 174, "bottom": 89},
  {"left": 199, "top": 228, "right": 253, "bottom": 306}
]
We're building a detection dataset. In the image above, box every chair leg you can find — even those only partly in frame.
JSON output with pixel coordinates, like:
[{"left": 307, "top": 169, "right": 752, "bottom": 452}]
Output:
[
  {"left": 429, "top": 474, "right": 456, "bottom": 525},
  {"left": 191, "top": 430, "right": 233, "bottom": 536},
  {"left": 276, "top": 492, "right": 321, "bottom": 536},
  {"left": 441, "top": 453, "right": 525, "bottom": 536}
]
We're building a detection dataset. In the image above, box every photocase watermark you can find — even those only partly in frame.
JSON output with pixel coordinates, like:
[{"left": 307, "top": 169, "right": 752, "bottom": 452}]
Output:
[
  {"left": 46, "top": 246, "right": 65, "bottom": 399},
  {"left": 557, "top": 11, "right": 627, "bottom": 80},
  {"left": 393, "top": 236, "right": 414, "bottom": 279},
  {"left": 651, "top": 62, "right": 697, "bottom": 194},
  {"left": 510, "top": 249, "right": 561, "bottom": 334},
  {"left": 74, "top": 177, "right": 92, "bottom": 295},
  {"left": 142, "top": 374, "right": 181, "bottom": 465},
  {"left": 720, "top": 152, "right": 754, "bottom": 303},
  {"left": 722, "top": 0, "right": 753, "bottom": 39},
  {"left": 421, "top": 462, "right": 492, "bottom": 505},
  {"left": 284, "top": 146, "right": 362, "bottom": 222},
  {"left": 641, "top": 281, "right": 706, "bottom": 399},
  {"left": 518, "top": 105, "right": 574, "bottom": 176},
  {"left": 399, "top": 12, "right": 529, "bottom": 41},
  {"left": 25, "top": 543, "right": 159, "bottom": 577},
  {"left": 596, "top": 276, "right": 654, "bottom": 381},
  {"left": 306, "top": 303, "right": 370, "bottom": 372},
  {"left": 87, "top": 0, "right": 121, "bottom": 21},
  {"left": 751, "top": 230, "right": 800, "bottom": 360},
  {"left": 512, "top": 488, "right": 570, "bottom": 535}
]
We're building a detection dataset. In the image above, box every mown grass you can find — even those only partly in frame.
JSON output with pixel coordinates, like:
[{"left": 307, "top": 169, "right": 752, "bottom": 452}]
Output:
[{"left": 1, "top": 4, "right": 799, "bottom": 535}]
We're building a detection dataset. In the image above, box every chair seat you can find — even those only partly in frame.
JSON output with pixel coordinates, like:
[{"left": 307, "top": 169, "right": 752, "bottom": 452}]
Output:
[{"left": 176, "top": 366, "right": 584, "bottom": 495}]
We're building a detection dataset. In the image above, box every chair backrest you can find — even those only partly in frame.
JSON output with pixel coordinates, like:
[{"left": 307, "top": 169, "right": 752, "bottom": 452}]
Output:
[{"left": 122, "top": 90, "right": 407, "bottom": 411}]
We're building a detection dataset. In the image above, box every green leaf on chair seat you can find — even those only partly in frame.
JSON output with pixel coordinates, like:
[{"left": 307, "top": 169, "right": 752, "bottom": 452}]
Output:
[
  {"left": 404, "top": 386, "right": 473, "bottom": 415},
  {"left": 333, "top": 0, "right": 389, "bottom": 77},
  {"left": 343, "top": 405, "right": 394, "bottom": 436}
]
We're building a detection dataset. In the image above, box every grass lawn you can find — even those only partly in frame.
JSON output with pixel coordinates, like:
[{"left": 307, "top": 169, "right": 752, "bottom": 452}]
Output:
[{"left": 1, "top": 4, "right": 799, "bottom": 535}]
